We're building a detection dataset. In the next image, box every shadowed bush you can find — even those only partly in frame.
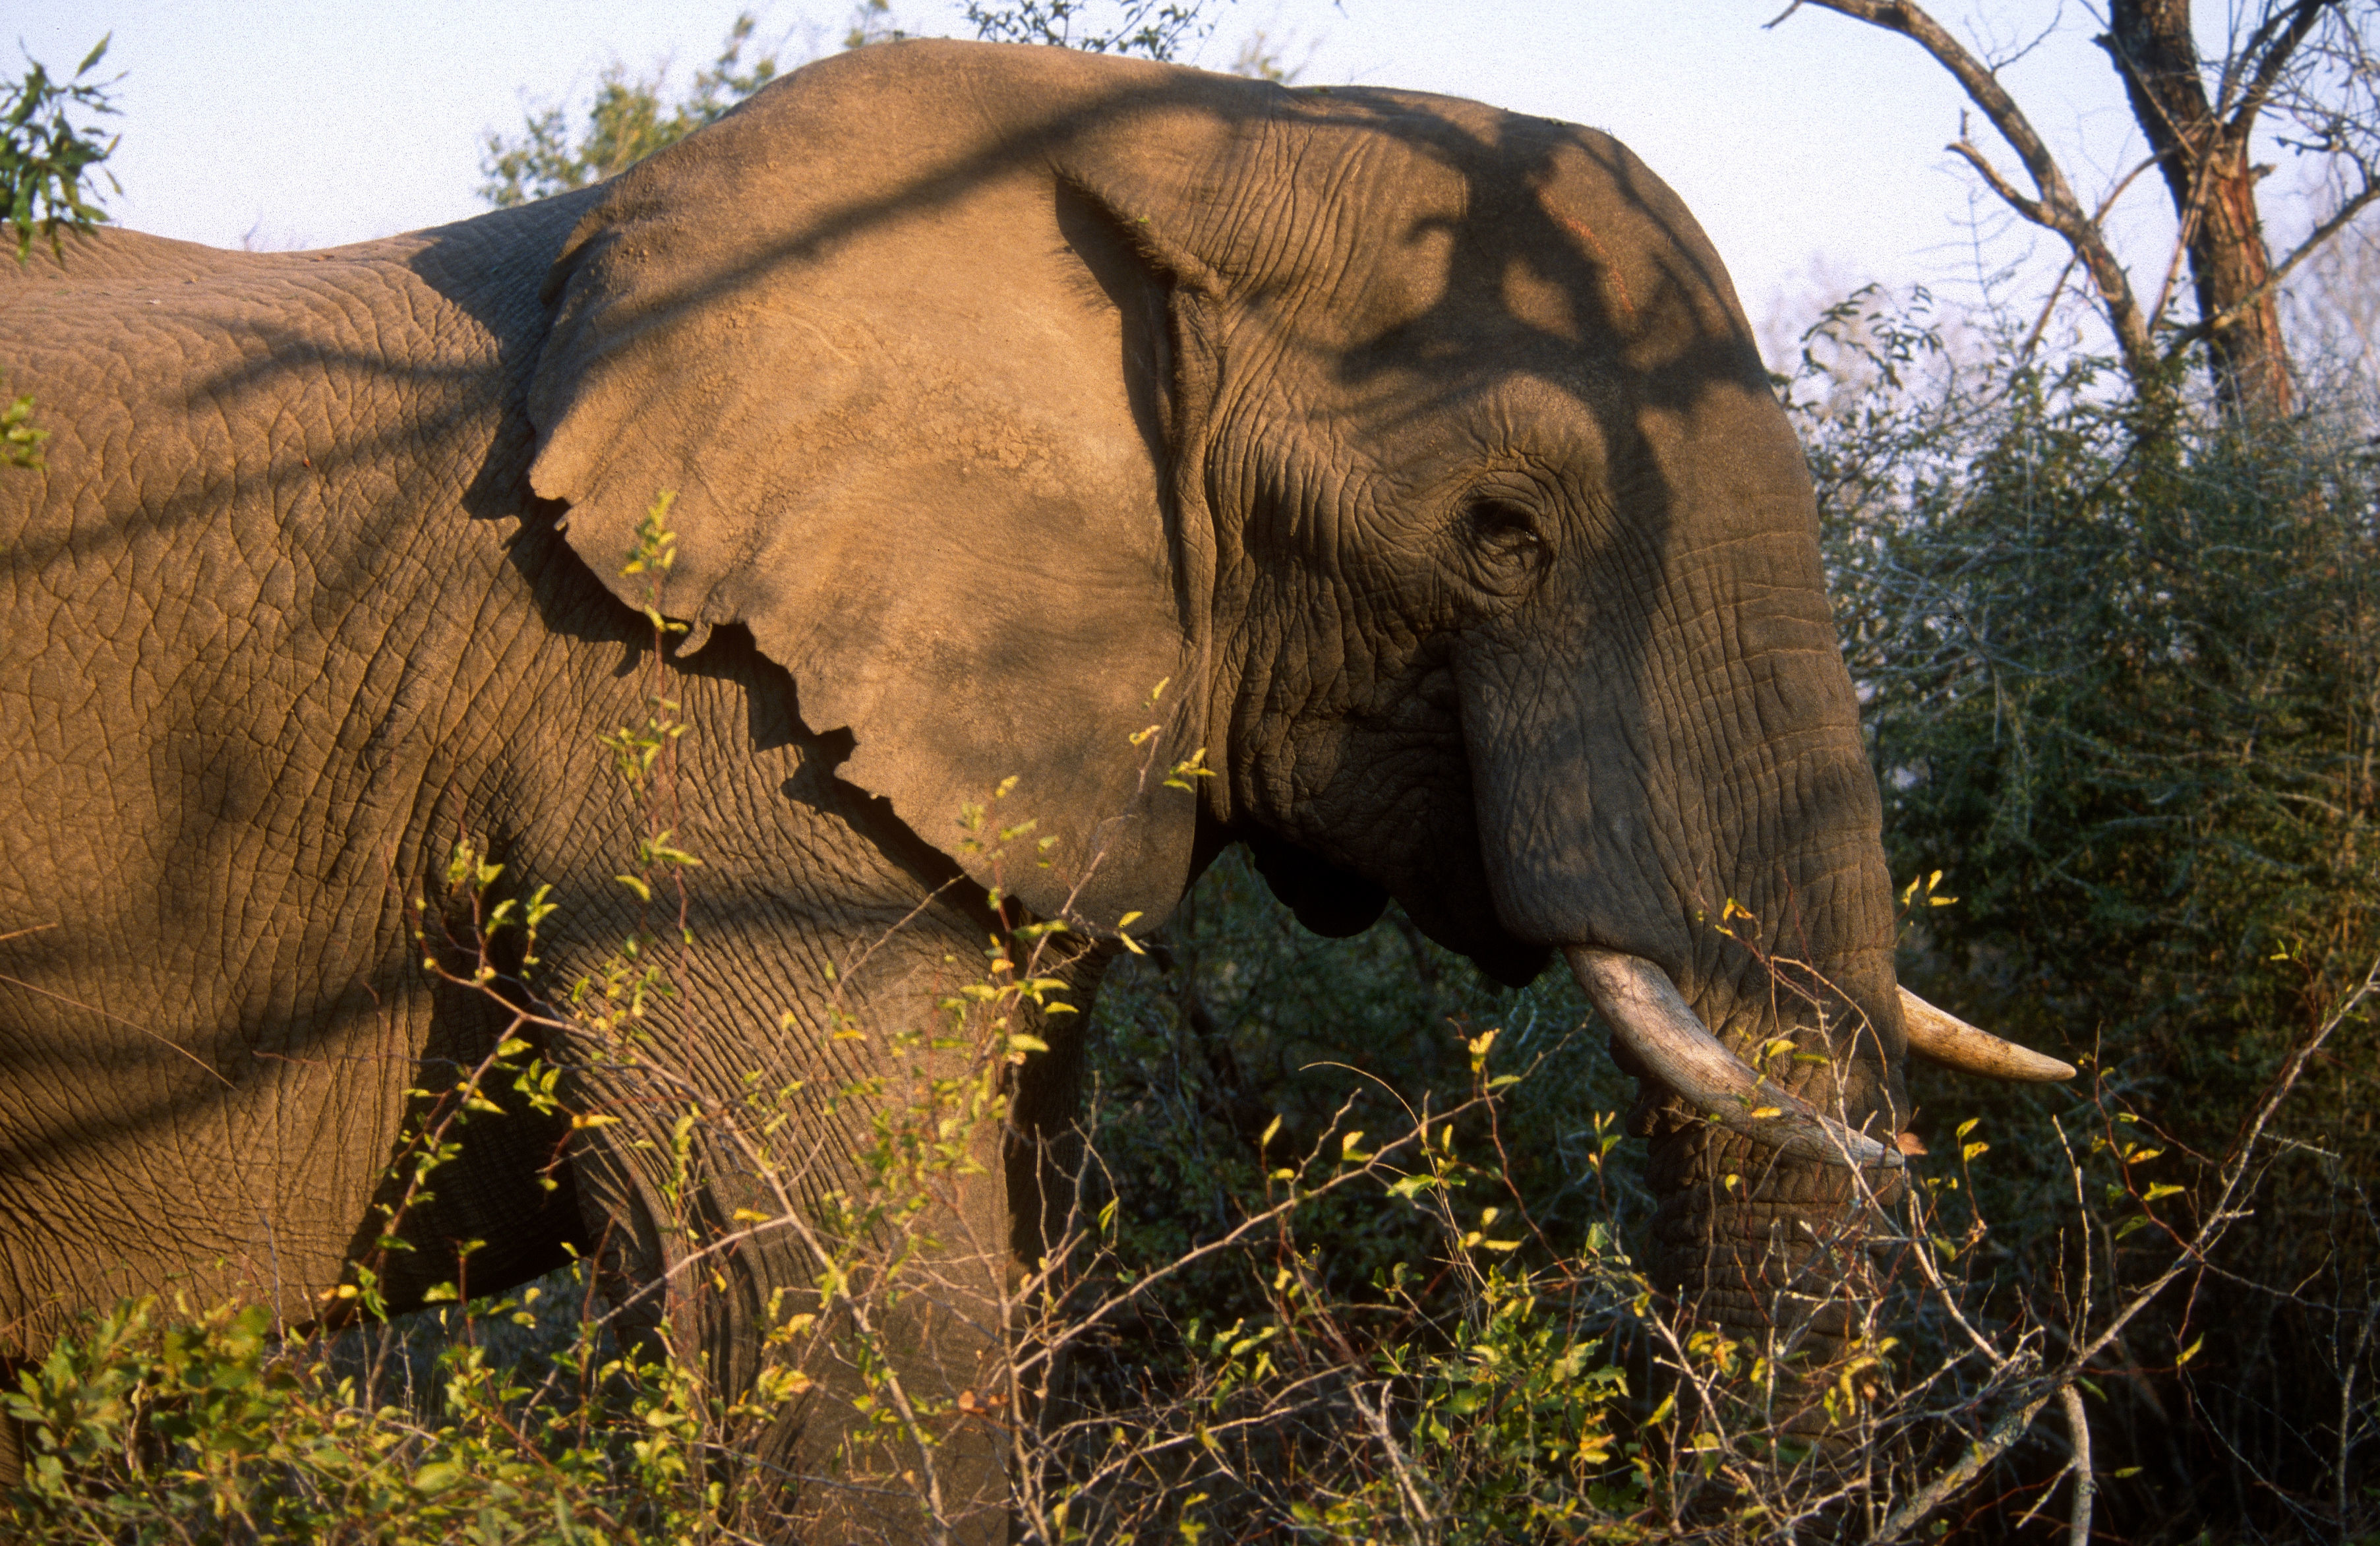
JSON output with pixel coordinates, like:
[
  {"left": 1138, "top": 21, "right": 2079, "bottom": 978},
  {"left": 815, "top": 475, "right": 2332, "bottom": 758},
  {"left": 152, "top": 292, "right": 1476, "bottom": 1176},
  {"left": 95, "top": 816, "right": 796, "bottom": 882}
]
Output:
[{"left": 1801, "top": 287, "right": 2380, "bottom": 1541}]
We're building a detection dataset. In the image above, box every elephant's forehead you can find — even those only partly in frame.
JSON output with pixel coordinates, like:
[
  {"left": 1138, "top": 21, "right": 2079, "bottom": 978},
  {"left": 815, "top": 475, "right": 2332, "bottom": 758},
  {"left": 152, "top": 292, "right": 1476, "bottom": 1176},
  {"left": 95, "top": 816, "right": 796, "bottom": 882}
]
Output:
[
  {"left": 1300, "top": 333, "right": 1746, "bottom": 473},
  {"left": 1254, "top": 96, "right": 1750, "bottom": 363}
]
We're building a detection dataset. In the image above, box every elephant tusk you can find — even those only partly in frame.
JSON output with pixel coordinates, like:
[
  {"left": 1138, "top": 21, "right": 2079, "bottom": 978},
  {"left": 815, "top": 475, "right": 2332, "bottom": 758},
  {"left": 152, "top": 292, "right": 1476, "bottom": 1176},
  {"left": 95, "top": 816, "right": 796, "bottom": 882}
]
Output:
[
  {"left": 1565, "top": 947, "right": 1900, "bottom": 1170},
  {"left": 1899, "top": 988, "right": 2077, "bottom": 1083}
]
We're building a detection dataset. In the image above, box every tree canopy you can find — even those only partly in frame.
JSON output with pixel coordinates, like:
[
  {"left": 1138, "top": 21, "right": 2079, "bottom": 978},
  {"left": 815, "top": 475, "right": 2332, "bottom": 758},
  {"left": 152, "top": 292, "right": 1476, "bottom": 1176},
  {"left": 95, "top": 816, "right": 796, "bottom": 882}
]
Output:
[{"left": 2, "top": 36, "right": 117, "bottom": 471}]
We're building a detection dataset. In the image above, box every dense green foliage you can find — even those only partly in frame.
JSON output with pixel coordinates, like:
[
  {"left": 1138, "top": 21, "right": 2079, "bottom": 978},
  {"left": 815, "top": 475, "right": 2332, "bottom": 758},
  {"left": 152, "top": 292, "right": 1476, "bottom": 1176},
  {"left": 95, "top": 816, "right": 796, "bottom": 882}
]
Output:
[
  {"left": 2, "top": 36, "right": 116, "bottom": 471},
  {"left": 1812, "top": 301, "right": 2377, "bottom": 1103},
  {"left": 1798, "top": 290, "right": 2380, "bottom": 1535}
]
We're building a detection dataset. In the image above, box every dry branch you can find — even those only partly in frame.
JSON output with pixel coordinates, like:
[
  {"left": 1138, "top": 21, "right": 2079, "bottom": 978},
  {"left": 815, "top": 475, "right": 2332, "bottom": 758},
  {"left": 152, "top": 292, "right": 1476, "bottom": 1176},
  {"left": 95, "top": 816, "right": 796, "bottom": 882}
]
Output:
[{"left": 1783, "top": 0, "right": 2158, "bottom": 388}]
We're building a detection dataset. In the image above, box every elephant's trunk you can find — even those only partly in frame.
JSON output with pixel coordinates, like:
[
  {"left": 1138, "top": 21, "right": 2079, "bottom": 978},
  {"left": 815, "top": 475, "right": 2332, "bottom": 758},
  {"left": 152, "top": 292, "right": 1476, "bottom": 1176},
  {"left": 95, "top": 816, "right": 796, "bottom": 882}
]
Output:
[
  {"left": 1636, "top": 977, "right": 1906, "bottom": 1446},
  {"left": 1574, "top": 940, "right": 1907, "bottom": 1398}
]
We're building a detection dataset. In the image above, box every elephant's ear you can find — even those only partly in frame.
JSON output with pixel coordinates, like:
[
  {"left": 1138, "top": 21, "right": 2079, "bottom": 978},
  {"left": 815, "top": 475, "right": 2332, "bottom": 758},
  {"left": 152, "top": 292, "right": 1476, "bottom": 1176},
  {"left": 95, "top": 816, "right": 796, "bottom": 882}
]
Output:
[{"left": 525, "top": 45, "right": 1230, "bottom": 930}]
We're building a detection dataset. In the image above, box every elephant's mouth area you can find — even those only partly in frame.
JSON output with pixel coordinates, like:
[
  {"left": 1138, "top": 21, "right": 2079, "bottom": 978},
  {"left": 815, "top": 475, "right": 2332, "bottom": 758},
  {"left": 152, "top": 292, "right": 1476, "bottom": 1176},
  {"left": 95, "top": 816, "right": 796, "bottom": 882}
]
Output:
[
  {"left": 1566, "top": 947, "right": 1902, "bottom": 1170},
  {"left": 1572, "top": 949, "right": 2073, "bottom": 1170},
  {"left": 1239, "top": 821, "right": 1552, "bottom": 986}
]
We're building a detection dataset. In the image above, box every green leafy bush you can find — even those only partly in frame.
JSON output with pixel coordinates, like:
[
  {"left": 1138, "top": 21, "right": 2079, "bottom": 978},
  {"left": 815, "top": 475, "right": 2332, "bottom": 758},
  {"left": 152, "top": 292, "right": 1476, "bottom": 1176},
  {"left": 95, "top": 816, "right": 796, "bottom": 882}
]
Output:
[
  {"left": 2, "top": 1277, "right": 753, "bottom": 1544},
  {"left": 2, "top": 36, "right": 116, "bottom": 263},
  {"left": 1799, "top": 287, "right": 2380, "bottom": 1539},
  {"left": 479, "top": 16, "right": 779, "bottom": 208}
]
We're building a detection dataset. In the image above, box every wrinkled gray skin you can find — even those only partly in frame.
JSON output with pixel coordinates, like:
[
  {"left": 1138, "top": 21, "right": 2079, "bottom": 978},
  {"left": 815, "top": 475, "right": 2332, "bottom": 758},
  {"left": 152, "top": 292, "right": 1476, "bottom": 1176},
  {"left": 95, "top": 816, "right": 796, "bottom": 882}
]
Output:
[{"left": 0, "top": 40, "right": 1905, "bottom": 1536}]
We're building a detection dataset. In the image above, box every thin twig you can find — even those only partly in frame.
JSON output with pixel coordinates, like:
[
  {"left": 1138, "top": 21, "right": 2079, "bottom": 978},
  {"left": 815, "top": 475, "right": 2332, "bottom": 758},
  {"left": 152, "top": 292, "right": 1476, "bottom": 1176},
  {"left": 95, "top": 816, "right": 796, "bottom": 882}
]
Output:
[
  {"left": 2058, "top": 1381, "right": 2095, "bottom": 1546},
  {"left": 1350, "top": 1379, "right": 1438, "bottom": 1539},
  {"left": 0, "top": 967, "right": 233, "bottom": 1085}
]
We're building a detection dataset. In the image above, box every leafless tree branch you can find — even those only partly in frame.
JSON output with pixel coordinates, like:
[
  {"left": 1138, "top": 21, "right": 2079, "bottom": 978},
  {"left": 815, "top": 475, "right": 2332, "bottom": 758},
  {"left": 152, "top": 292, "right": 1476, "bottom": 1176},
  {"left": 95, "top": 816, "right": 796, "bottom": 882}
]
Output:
[
  {"left": 1793, "top": 0, "right": 2159, "bottom": 388},
  {"left": 2058, "top": 1382, "right": 2095, "bottom": 1546},
  {"left": 2231, "top": 0, "right": 2334, "bottom": 137},
  {"left": 1948, "top": 133, "right": 2046, "bottom": 223}
]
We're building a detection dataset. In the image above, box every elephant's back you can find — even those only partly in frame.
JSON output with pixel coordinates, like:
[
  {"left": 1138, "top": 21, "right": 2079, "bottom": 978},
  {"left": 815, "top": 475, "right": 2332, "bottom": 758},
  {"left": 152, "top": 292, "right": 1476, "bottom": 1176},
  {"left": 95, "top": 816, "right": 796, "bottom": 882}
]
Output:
[
  {"left": 0, "top": 221, "right": 504, "bottom": 295},
  {"left": 0, "top": 226, "right": 235, "bottom": 293},
  {"left": 0, "top": 211, "right": 554, "bottom": 1023}
]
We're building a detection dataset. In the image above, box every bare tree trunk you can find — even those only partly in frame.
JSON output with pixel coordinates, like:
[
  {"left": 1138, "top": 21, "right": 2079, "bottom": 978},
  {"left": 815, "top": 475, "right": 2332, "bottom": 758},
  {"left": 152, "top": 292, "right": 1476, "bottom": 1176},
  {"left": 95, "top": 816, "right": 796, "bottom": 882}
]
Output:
[{"left": 2102, "top": 0, "right": 2303, "bottom": 419}]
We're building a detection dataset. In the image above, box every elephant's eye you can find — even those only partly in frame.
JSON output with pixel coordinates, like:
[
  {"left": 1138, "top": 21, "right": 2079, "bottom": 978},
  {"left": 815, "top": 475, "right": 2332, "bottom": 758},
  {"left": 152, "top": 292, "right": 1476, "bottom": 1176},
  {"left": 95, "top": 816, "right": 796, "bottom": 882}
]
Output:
[{"left": 1461, "top": 494, "right": 1550, "bottom": 593}]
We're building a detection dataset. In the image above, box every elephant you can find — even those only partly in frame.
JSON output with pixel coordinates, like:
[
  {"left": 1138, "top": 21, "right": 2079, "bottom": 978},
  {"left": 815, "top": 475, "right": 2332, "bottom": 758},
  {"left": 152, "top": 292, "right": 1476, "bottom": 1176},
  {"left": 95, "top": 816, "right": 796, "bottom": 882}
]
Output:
[{"left": 0, "top": 37, "right": 2069, "bottom": 1538}]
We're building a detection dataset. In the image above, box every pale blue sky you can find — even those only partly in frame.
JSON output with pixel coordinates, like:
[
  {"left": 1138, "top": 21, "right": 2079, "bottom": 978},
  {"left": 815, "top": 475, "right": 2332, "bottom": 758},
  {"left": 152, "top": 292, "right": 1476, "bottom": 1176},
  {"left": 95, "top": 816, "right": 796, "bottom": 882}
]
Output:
[{"left": 13, "top": 0, "right": 2266, "bottom": 342}]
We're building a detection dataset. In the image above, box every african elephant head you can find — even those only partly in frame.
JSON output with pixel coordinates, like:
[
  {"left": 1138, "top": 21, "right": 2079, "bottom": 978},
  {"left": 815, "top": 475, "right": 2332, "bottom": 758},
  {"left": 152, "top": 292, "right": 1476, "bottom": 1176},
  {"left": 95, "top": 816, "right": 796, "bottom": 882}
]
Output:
[
  {"left": 525, "top": 40, "right": 2062, "bottom": 1347},
  {"left": 0, "top": 35, "right": 2068, "bottom": 1537}
]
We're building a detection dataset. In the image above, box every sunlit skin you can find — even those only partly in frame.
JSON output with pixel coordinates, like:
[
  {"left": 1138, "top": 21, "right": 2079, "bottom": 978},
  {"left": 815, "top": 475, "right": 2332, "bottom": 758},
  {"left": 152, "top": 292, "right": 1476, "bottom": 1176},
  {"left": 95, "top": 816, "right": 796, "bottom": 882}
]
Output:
[{"left": 3, "top": 40, "right": 1915, "bottom": 1530}]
